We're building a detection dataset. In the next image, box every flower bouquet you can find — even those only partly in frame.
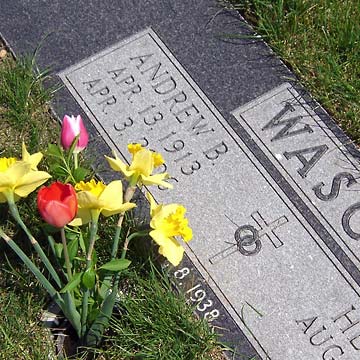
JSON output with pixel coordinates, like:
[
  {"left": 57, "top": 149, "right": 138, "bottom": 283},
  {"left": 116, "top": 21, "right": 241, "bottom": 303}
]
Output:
[{"left": 0, "top": 114, "right": 192, "bottom": 354}]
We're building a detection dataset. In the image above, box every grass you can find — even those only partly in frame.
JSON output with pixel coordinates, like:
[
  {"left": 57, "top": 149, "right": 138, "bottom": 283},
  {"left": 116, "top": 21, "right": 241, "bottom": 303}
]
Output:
[
  {"left": 0, "top": 45, "right": 225, "bottom": 359},
  {"left": 0, "top": 45, "right": 58, "bottom": 360},
  {"left": 0, "top": 290, "right": 55, "bottom": 360},
  {"left": 225, "top": 0, "right": 360, "bottom": 143},
  {"left": 85, "top": 265, "right": 221, "bottom": 359},
  {"left": 0, "top": 47, "right": 59, "bottom": 155}
]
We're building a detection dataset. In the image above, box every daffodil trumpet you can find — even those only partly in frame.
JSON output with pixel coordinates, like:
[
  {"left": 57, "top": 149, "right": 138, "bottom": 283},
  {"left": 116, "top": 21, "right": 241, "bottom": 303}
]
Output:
[
  {"left": 146, "top": 192, "right": 193, "bottom": 266},
  {"left": 0, "top": 145, "right": 51, "bottom": 203},
  {"left": 70, "top": 180, "right": 136, "bottom": 226},
  {"left": 105, "top": 144, "right": 173, "bottom": 189}
]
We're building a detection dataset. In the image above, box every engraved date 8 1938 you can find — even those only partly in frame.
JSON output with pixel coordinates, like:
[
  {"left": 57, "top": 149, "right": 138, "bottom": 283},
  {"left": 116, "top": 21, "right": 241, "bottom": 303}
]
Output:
[{"left": 173, "top": 267, "right": 220, "bottom": 322}]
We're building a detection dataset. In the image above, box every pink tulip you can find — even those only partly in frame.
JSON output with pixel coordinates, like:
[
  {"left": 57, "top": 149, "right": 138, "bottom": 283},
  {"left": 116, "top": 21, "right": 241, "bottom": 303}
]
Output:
[{"left": 60, "top": 115, "right": 89, "bottom": 153}]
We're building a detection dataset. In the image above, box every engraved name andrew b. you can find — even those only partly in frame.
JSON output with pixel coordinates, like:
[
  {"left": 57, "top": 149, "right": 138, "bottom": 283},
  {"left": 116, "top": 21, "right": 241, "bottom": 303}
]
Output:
[{"left": 77, "top": 36, "right": 230, "bottom": 188}]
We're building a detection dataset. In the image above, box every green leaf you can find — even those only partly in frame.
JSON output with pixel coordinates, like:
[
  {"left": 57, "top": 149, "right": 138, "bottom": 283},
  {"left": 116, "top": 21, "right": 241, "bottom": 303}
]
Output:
[
  {"left": 65, "top": 231, "right": 79, "bottom": 241},
  {"left": 73, "top": 167, "right": 89, "bottom": 182},
  {"left": 54, "top": 243, "right": 63, "bottom": 259},
  {"left": 46, "top": 143, "right": 63, "bottom": 159},
  {"left": 82, "top": 268, "right": 96, "bottom": 289},
  {"left": 99, "top": 259, "right": 131, "bottom": 272},
  {"left": 46, "top": 234, "right": 56, "bottom": 259},
  {"left": 67, "top": 134, "right": 80, "bottom": 162},
  {"left": 85, "top": 286, "right": 117, "bottom": 347},
  {"left": 79, "top": 232, "right": 86, "bottom": 254},
  {"left": 73, "top": 256, "right": 86, "bottom": 262},
  {"left": 88, "top": 308, "right": 100, "bottom": 324},
  {"left": 99, "top": 275, "right": 112, "bottom": 300},
  {"left": 60, "top": 272, "right": 83, "bottom": 293},
  {"left": 92, "top": 248, "right": 98, "bottom": 265},
  {"left": 50, "top": 163, "right": 68, "bottom": 178},
  {"left": 67, "top": 237, "right": 79, "bottom": 262},
  {"left": 74, "top": 297, "right": 82, "bottom": 307},
  {"left": 42, "top": 223, "right": 60, "bottom": 234},
  {"left": 82, "top": 232, "right": 90, "bottom": 252},
  {"left": 62, "top": 292, "right": 81, "bottom": 338}
]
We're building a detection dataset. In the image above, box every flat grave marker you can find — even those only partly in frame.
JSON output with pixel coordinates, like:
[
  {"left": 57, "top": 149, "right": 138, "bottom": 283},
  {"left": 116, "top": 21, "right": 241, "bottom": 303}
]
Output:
[{"left": 59, "top": 28, "right": 360, "bottom": 359}]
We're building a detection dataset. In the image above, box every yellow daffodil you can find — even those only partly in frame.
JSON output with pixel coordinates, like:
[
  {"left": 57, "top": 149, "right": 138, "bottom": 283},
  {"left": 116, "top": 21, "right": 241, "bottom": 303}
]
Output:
[
  {"left": 146, "top": 192, "right": 192, "bottom": 266},
  {"left": 70, "top": 179, "right": 136, "bottom": 225},
  {"left": 0, "top": 151, "right": 51, "bottom": 204},
  {"left": 21, "top": 142, "right": 43, "bottom": 170},
  {"left": 105, "top": 144, "right": 173, "bottom": 188}
]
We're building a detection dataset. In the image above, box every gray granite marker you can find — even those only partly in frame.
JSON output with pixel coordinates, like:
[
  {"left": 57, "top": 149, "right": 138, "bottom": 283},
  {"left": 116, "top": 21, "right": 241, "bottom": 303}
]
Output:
[
  {"left": 2, "top": 1, "right": 360, "bottom": 359},
  {"left": 59, "top": 29, "right": 360, "bottom": 359}
]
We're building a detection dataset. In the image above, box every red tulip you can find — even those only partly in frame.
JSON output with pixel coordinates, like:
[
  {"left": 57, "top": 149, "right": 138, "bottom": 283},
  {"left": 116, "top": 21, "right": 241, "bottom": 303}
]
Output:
[
  {"left": 37, "top": 182, "right": 78, "bottom": 228},
  {"left": 60, "top": 115, "right": 89, "bottom": 153}
]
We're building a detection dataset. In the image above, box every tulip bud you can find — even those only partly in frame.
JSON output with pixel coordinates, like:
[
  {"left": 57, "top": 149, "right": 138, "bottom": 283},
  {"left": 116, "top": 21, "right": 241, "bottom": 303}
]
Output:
[
  {"left": 37, "top": 182, "right": 78, "bottom": 228},
  {"left": 60, "top": 115, "right": 89, "bottom": 153}
]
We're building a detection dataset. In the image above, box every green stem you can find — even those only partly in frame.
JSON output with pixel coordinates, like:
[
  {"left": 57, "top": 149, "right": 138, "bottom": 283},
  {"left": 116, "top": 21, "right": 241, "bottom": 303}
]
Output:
[
  {"left": 111, "top": 226, "right": 122, "bottom": 259},
  {"left": 63, "top": 133, "right": 80, "bottom": 184},
  {"left": 81, "top": 290, "right": 90, "bottom": 338},
  {"left": 120, "top": 230, "right": 150, "bottom": 260},
  {"left": 60, "top": 228, "right": 72, "bottom": 281},
  {"left": 8, "top": 201, "right": 62, "bottom": 289},
  {"left": 0, "top": 228, "right": 64, "bottom": 308},
  {"left": 73, "top": 152, "right": 79, "bottom": 170},
  {"left": 111, "top": 186, "right": 136, "bottom": 259},
  {"left": 81, "top": 218, "right": 98, "bottom": 337},
  {"left": 62, "top": 157, "right": 77, "bottom": 183},
  {"left": 86, "top": 220, "right": 98, "bottom": 266},
  {"left": 89, "top": 229, "right": 147, "bottom": 342}
]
